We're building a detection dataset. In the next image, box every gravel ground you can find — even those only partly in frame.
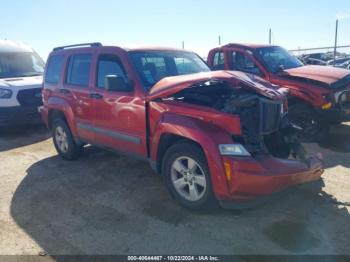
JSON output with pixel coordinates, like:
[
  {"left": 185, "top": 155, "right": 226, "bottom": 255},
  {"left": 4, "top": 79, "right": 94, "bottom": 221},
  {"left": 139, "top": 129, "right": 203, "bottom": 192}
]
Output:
[{"left": 0, "top": 123, "right": 349, "bottom": 255}]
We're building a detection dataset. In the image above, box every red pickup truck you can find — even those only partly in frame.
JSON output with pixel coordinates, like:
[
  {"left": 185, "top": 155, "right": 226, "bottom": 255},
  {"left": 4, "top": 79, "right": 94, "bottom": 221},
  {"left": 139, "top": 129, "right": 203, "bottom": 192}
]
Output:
[
  {"left": 40, "top": 43, "right": 323, "bottom": 209},
  {"left": 208, "top": 44, "right": 350, "bottom": 141}
]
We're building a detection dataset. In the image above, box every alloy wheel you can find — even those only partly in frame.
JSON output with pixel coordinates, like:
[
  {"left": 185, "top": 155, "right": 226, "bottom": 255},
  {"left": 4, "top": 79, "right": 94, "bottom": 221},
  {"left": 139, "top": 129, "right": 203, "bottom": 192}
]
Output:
[
  {"left": 170, "top": 156, "right": 207, "bottom": 202},
  {"left": 55, "top": 126, "right": 69, "bottom": 153}
]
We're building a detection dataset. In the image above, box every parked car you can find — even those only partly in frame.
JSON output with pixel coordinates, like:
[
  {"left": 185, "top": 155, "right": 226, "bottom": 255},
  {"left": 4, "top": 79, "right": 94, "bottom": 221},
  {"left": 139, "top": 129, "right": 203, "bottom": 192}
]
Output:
[
  {"left": 301, "top": 53, "right": 331, "bottom": 62},
  {"left": 40, "top": 43, "right": 323, "bottom": 209},
  {"left": 208, "top": 44, "right": 350, "bottom": 141},
  {"left": 327, "top": 57, "right": 350, "bottom": 68},
  {"left": 301, "top": 57, "right": 327, "bottom": 66},
  {"left": 0, "top": 40, "right": 45, "bottom": 126}
]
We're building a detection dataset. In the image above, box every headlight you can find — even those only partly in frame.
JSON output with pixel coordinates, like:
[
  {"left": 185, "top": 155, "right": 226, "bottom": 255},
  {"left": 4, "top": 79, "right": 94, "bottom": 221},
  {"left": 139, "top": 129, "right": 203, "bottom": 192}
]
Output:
[
  {"left": 0, "top": 88, "right": 12, "bottom": 99},
  {"left": 219, "top": 144, "right": 251, "bottom": 156}
]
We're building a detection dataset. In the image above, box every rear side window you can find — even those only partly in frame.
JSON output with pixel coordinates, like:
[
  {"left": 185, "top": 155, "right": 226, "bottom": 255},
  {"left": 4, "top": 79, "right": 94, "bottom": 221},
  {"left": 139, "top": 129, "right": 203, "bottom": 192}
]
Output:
[
  {"left": 45, "top": 55, "right": 64, "bottom": 84},
  {"left": 66, "top": 54, "right": 92, "bottom": 86},
  {"left": 212, "top": 51, "right": 225, "bottom": 70},
  {"left": 97, "top": 54, "right": 127, "bottom": 88}
]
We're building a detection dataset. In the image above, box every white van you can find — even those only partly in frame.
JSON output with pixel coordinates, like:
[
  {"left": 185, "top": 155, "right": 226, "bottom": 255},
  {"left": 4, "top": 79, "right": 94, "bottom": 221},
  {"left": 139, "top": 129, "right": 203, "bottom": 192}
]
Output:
[{"left": 0, "top": 40, "right": 44, "bottom": 126}]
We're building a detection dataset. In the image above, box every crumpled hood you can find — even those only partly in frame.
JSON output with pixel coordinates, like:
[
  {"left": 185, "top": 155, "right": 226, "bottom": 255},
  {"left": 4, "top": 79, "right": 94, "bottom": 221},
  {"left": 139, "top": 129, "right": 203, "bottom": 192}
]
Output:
[
  {"left": 283, "top": 65, "right": 350, "bottom": 89},
  {"left": 0, "top": 76, "right": 43, "bottom": 91},
  {"left": 147, "top": 70, "right": 286, "bottom": 100}
]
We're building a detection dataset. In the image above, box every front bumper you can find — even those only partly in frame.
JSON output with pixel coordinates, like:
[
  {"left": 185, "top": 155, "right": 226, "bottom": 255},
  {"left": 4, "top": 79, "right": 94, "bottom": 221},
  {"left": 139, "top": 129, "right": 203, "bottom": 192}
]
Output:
[
  {"left": 216, "top": 154, "right": 323, "bottom": 207},
  {"left": 0, "top": 106, "right": 42, "bottom": 126}
]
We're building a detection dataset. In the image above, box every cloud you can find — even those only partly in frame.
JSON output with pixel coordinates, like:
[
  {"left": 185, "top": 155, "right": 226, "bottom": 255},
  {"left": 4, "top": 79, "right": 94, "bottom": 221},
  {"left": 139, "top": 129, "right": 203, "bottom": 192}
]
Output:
[{"left": 336, "top": 10, "right": 350, "bottom": 20}]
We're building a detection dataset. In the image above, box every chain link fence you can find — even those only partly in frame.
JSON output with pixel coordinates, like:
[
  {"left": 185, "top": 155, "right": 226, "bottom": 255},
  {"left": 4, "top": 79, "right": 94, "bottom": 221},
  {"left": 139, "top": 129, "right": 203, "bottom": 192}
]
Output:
[{"left": 289, "top": 45, "right": 350, "bottom": 68}]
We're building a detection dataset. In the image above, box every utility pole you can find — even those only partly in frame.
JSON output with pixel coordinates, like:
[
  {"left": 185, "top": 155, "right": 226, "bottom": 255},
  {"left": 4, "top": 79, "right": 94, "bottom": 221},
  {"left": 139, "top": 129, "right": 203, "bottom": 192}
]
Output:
[
  {"left": 218, "top": 35, "right": 221, "bottom": 45},
  {"left": 269, "top": 28, "right": 272, "bottom": 44},
  {"left": 182, "top": 41, "right": 185, "bottom": 49},
  {"left": 333, "top": 19, "right": 338, "bottom": 66}
]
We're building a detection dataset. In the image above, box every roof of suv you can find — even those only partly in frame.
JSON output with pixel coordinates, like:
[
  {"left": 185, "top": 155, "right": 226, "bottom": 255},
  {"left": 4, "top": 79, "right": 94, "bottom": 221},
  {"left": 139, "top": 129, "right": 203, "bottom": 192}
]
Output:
[
  {"left": 0, "top": 40, "right": 34, "bottom": 53},
  {"left": 220, "top": 43, "right": 277, "bottom": 50},
  {"left": 51, "top": 42, "right": 193, "bottom": 54}
]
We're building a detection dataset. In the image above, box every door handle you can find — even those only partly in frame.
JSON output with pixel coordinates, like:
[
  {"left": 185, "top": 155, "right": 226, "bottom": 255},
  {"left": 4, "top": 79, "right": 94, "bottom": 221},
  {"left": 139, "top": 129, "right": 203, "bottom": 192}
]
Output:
[
  {"left": 59, "top": 88, "right": 71, "bottom": 95},
  {"left": 89, "top": 93, "right": 103, "bottom": 99}
]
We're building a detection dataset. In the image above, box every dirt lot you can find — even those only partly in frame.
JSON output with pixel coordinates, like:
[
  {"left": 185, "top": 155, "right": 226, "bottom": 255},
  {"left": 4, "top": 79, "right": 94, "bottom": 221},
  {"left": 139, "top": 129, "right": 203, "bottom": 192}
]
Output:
[{"left": 0, "top": 123, "right": 349, "bottom": 255}]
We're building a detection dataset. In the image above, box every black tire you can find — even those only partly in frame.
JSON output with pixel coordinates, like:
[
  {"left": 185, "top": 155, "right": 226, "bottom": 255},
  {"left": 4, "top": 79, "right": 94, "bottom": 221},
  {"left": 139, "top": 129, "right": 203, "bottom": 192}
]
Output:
[
  {"left": 52, "top": 118, "right": 83, "bottom": 160},
  {"left": 162, "top": 141, "right": 216, "bottom": 210},
  {"left": 288, "top": 104, "right": 329, "bottom": 142}
]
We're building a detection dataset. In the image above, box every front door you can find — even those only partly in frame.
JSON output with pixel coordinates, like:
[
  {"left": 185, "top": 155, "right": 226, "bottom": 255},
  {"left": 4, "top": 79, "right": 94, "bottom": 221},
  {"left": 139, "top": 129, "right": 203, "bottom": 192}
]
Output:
[
  {"left": 90, "top": 52, "right": 147, "bottom": 156},
  {"left": 229, "top": 50, "right": 264, "bottom": 77}
]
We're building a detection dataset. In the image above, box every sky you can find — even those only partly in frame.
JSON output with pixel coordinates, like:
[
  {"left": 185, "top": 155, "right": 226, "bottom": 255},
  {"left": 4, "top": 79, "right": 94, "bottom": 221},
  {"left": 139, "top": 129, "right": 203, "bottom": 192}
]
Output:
[{"left": 1, "top": 0, "right": 350, "bottom": 60}]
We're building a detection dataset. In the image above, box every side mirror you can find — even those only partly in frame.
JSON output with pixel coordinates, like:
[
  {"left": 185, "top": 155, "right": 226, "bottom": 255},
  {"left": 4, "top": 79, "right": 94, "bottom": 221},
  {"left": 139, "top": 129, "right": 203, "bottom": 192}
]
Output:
[{"left": 105, "top": 75, "right": 132, "bottom": 92}]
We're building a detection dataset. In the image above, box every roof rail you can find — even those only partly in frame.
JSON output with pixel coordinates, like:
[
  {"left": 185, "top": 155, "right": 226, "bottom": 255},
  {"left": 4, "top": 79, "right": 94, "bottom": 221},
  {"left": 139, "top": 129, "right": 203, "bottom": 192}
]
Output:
[{"left": 53, "top": 42, "right": 102, "bottom": 51}]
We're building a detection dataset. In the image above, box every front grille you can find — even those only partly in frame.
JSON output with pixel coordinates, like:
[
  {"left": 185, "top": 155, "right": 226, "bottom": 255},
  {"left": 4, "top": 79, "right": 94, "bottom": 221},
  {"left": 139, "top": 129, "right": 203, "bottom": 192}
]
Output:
[
  {"left": 239, "top": 96, "right": 282, "bottom": 148},
  {"left": 259, "top": 98, "right": 282, "bottom": 134},
  {"left": 17, "top": 88, "right": 43, "bottom": 107}
]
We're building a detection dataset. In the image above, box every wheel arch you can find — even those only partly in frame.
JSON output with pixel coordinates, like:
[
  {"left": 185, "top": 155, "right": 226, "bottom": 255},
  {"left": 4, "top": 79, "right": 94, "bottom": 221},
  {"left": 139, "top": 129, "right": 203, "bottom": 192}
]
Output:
[
  {"left": 288, "top": 96, "right": 312, "bottom": 108},
  {"left": 48, "top": 109, "right": 67, "bottom": 130},
  {"left": 156, "top": 133, "right": 204, "bottom": 174},
  {"left": 46, "top": 97, "right": 77, "bottom": 136},
  {"left": 150, "top": 113, "right": 234, "bottom": 199}
]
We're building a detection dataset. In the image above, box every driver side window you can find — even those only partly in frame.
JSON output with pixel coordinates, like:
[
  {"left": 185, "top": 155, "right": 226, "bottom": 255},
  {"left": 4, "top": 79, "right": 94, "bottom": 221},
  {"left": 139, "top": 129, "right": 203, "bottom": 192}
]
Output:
[
  {"left": 97, "top": 54, "right": 128, "bottom": 89},
  {"left": 230, "top": 51, "right": 262, "bottom": 76}
]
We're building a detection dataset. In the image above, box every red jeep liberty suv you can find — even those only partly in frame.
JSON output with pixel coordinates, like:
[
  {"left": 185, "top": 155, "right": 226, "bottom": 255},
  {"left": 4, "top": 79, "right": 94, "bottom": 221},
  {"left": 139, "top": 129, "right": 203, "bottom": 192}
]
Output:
[
  {"left": 40, "top": 43, "right": 323, "bottom": 209},
  {"left": 208, "top": 44, "right": 350, "bottom": 141}
]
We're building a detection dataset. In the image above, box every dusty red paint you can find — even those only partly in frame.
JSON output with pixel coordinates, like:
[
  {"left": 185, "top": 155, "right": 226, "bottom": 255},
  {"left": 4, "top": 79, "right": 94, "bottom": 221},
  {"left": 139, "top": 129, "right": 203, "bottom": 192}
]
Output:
[
  {"left": 284, "top": 65, "right": 350, "bottom": 85},
  {"left": 41, "top": 44, "right": 323, "bottom": 205},
  {"left": 208, "top": 44, "right": 350, "bottom": 120}
]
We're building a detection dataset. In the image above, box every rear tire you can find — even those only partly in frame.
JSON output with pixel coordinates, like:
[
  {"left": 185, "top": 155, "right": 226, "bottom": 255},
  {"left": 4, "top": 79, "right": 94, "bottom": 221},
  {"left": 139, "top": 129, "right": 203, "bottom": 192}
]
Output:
[
  {"left": 288, "top": 104, "right": 329, "bottom": 142},
  {"left": 162, "top": 141, "right": 216, "bottom": 210},
  {"left": 52, "top": 118, "right": 83, "bottom": 160}
]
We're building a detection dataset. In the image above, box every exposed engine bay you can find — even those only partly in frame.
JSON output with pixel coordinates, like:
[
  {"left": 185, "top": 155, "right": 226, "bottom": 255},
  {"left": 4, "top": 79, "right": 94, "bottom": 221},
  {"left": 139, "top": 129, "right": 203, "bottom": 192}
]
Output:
[{"left": 164, "top": 81, "right": 307, "bottom": 162}]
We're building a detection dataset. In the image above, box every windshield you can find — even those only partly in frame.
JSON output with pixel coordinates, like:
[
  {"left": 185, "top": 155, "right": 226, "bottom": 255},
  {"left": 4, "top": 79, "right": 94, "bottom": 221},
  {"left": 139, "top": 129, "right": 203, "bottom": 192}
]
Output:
[
  {"left": 256, "top": 46, "right": 303, "bottom": 74},
  {"left": 129, "top": 51, "right": 210, "bottom": 90},
  {"left": 0, "top": 52, "right": 45, "bottom": 79}
]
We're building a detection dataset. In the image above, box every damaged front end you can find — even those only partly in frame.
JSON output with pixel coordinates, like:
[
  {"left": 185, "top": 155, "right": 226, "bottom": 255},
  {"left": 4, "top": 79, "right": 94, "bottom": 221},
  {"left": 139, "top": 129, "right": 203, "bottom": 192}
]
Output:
[
  {"left": 149, "top": 71, "right": 323, "bottom": 203},
  {"left": 166, "top": 79, "right": 308, "bottom": 163}
]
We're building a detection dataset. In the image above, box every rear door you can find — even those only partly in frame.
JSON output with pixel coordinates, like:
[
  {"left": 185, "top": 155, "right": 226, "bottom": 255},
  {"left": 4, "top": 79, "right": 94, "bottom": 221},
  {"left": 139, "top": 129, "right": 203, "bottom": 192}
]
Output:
[{"left": 62, "top": 52, "right": 95, "bottom": 141}]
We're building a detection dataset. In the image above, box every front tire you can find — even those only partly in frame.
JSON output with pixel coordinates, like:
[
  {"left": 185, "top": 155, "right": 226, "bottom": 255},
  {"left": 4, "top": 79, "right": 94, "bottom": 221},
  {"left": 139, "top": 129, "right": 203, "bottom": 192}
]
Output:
[
  {"left": 288, "top": 104, "right": 329, "bottom": 142},
  {"left": 52, "top": 118, "right": 82, "bottom": 160},
  {"left": 162, "top": 142, "right": 216, "bottom": 210}
]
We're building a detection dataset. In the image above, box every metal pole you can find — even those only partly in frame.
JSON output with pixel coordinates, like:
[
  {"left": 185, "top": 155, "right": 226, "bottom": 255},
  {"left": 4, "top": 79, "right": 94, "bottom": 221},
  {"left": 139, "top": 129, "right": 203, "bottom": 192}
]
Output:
[
  {"left": 219, "top": 35, "right": 221, "bottom": 45},
  {"left": 182, "top": 41, "right": 184, "bottom": 49},
  {"left": 269, "top": 29, "right": 272, "bottom": 44},
  {"left": 333, "top": 19, "right": 338, "bottom": 66}
]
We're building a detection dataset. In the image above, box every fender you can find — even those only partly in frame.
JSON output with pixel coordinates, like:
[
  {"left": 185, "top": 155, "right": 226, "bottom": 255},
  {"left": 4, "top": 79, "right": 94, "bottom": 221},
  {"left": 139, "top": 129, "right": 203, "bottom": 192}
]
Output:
[
  {"left": 271, "top": 77, "right": 329, "bottom": 107},
  {"left": 46, "top": 96, "right": 78, "bottom": 136},
  {"left": 150, "top": 112, "right": 234, "bottom": 199},
  {"left": 286, "top": 86, "right": 316, "bottom": 105}
]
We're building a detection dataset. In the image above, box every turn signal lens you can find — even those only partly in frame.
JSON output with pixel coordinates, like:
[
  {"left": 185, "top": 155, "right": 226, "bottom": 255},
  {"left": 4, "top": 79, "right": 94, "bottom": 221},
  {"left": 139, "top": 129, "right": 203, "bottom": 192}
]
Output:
[
  {"left": 321, "top": 102, "right": 332, "bottom": 110},
  {"left": 224, "top": 161, "right": 232, "bottom": 182}
]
